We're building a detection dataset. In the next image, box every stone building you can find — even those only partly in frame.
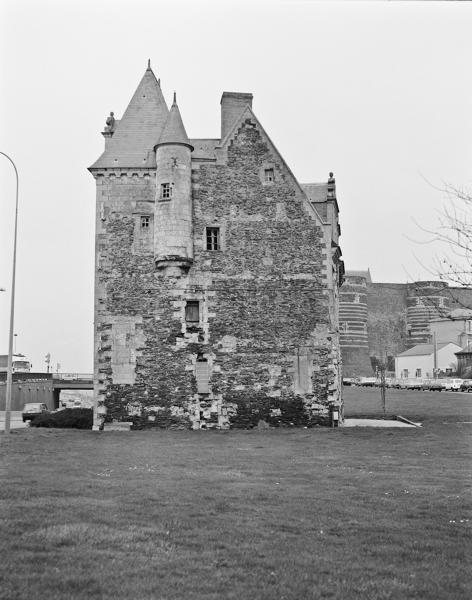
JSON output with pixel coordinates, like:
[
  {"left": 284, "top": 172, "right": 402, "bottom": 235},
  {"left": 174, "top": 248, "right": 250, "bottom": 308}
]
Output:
[
  {"left": 340, "top": 271, "right": 472, "bottom": 377},
  {"left": 89, "top": 63, "right": 344, "bottom": 430}
]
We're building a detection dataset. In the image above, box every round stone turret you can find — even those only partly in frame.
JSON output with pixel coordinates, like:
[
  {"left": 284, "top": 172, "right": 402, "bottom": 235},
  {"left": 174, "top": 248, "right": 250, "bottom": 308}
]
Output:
[
  {"left": 339, "top": 271, "right": 372, "bottom": 376},
  {"left": 406, "top": 281, "right": 450, "bottom": 347},
  {"left": 154, "top": 93, "right": 194, "bottom": 276}
]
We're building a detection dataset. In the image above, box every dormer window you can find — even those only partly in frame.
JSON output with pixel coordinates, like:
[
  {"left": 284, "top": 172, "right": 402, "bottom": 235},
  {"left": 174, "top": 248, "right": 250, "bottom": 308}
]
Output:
[
  {"left": 264, "top": 168, "right": 274, "bottom": 183},
  {"left": 161, "top": 183, "right": 172, "bottom": 199}
]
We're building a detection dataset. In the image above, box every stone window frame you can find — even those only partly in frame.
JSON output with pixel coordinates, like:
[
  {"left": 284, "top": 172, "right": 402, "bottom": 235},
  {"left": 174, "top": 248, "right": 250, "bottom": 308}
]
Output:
[
  {"left": 195, "top": 353, "right": 210, "bottom": 394},
  {"left": 183, "top": 292, "right": 208, "bottom": 333},
  {"left": 203, "top": 224, "right": 225, "bottom": 252},
  {"left": 185, "top": 300, "right": 201, "bottom": 324},
  {"left": 160, "top": 182, "right": 173, "bottom": 200},
  {"left": 140, "top": 215, "right": 151, "bottom": 230},
  {"left": 260, "top": 162, "right": 277, "bottom": 186},
  {"left": 206, "top": 227, "right": 220, "bottom": 251}
]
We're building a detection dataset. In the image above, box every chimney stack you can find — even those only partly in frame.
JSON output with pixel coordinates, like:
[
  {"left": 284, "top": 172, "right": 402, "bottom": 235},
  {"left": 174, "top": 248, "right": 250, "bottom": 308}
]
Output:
[{"left": 220, "top": 92, "right": 253, "bottom": 140}]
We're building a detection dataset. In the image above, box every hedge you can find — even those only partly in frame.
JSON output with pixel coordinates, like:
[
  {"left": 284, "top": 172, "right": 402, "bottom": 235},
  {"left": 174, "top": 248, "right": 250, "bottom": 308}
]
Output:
[{"left": 31, "top": 408, "right": 93, "bottom": 429}]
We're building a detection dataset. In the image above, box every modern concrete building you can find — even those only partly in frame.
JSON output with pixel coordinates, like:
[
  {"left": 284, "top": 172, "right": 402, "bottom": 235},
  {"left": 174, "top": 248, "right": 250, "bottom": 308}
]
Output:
[{"left": 89, "top": 63, "right": 344, "bottom": 430}]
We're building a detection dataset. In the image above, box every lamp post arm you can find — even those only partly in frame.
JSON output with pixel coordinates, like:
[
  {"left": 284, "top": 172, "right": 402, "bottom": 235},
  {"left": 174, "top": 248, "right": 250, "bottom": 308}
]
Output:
[{"left": 0, "top": 151, "right": 19, "bottom": 435}]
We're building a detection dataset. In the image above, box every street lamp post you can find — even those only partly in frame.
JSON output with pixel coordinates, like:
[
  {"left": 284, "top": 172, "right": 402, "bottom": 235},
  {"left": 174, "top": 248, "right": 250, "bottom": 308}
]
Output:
[{"left": 1, "top": 151, "right": 19, "bottom": 435}]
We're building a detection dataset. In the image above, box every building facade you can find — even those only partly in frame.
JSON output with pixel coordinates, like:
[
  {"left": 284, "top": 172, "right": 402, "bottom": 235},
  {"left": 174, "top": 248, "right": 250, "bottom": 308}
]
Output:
[
  {"left": 395, "top": 342, "right": 462, "bottom": 379},
  {"left": 429, "top": 309, "right": 472, "bottom": 349},
  {"left": 89, "top": 64, "right": 344, "bottom": 430},
  {"left": 340, "top": 271, "right": 472, "bottom": 376}
]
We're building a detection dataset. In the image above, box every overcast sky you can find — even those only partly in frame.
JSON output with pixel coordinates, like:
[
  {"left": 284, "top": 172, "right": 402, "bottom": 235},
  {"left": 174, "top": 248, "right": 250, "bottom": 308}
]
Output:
[{"left": 0, "top": 0, "right": 470, "bottom": 372}]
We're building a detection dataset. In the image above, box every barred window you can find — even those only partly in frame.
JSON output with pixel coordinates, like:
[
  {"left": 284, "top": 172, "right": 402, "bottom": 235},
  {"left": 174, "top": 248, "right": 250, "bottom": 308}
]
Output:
[
  {"left": 206, "top": 227, "right": 220, "bottom": 251},
  {"left": 161, "top": 183, "right": 172, "bottom": 199},
  {"left": 264, "top": 168, "right": 274, "bottom": 183}
]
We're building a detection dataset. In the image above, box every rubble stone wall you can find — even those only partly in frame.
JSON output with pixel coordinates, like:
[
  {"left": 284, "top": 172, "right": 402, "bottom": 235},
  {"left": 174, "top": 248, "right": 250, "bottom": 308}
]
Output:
[{"left": 92, "top": 121, "right": 342, "bottom": 429}]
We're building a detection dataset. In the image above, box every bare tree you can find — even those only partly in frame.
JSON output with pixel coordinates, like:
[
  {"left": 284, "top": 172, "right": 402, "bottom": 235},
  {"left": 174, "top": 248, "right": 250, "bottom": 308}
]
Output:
[
  {"left": 411, "top": 183, "right": 472, "bottom": 311},
  {"left": 430, "top": 184, "right": 472, "bottom": 288}
]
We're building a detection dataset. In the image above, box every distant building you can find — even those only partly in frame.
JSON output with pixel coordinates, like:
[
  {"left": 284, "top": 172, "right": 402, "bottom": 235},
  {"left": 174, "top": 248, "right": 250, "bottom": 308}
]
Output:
[
  {"left": 429, "top": 309, "right": 472, "bottom": 349},
  {"left": 455, "top": 348, "right": 472, "bottom": 377},
  {"left": 340, "top": 270, "right": 472, "bottom": 377},
  {"left": 89, "top": 64, "right": 344, "bottom": 430},
  {"left": 394, "top": 342, "right": 462, "bottom": 379}
]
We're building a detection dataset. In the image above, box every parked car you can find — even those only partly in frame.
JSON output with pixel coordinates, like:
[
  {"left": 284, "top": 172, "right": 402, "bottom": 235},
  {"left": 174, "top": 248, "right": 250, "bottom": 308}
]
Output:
[
  {"left": 429, "top": 378, "right": 447, "bottom": 391},
  {"left": 342, "top": 378, "right": 354, "bottom": 386},
  {"left": 396, "top": 378, "right": 411, "bottom": 390},
  {"left": 22, "top": 403, "right": 49, "bottom": 422},
  {"left": 358, "top": 377, "right": 377, "bottom": 387},
  {"left": 421, "top": 379, "right": 434, "bottom": 391},
  {"left": 405, "top": 379, "right": 424, "bottom": 390},
  {"left": 444, "top": 378, "right": 464, "bottom": 392},
  {"left": 460, "top": 379, "right": 472, "bottom": 392}
]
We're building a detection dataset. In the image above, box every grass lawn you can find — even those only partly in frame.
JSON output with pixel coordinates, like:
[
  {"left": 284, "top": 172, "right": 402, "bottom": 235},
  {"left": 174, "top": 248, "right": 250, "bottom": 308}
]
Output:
[{"left": 1, "top": 389, "right": 471, "bottom": 600}]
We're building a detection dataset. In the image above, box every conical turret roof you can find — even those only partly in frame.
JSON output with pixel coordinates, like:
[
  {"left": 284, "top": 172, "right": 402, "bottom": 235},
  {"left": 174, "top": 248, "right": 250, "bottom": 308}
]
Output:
[
  {"left": 155, "top": 93, "right": 193, "bottom": 151},
  {"left": 90, "top": 63, "right": 169, "bottom": 169}
]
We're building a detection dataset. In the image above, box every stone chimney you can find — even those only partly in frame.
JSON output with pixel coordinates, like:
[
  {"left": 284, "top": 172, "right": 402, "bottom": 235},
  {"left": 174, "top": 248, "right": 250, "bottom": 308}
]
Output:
[{"left": 220, "top": 92, "right": 253, "bottom": 140}]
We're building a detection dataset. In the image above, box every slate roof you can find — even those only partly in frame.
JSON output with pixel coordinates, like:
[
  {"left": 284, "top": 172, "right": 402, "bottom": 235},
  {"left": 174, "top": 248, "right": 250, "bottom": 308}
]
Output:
[
  {"left": 397, "top": 343, "right": 452, "bottom": 357},
  {"left": 301, "top": 183, "right": 329, "bottom": 203},
  {"left": 90, "top": 66, "right": 169, "bottom": 169},
  {"left": 447, "top": 308, "right": 472, "bottom": 320},
  {"left": 190, "top": 139, "right": 219, "bottom": 161},
  {"left": 156, "top": 95, "right": 193, "bottom": 150}
]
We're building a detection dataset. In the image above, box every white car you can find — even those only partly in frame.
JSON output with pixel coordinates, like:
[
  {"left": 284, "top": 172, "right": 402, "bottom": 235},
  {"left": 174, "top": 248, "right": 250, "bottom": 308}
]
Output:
[
  {"left": 444, "top": 378, "right": 463, "bottom": 391},
  {"left": 22, "top": 403, "right": 49, "bottom": 422}
]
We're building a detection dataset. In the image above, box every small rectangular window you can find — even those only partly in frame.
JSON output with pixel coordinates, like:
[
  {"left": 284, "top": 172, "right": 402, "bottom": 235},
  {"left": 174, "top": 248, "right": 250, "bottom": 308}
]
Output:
[
  {"left": 185, "top": 301, "right": 200, "bottom": 323},
  {"left": 206, "top": 227, "right": 220, "bottom": 251},
  {"left": 140, "top": 216, "right": 150, "bottom": 229},
  {"left": 161, "top": 183, "right": 172, "bottom": 199},
  {"left": 196, "top": 358, "right": 209, "bottom": 394},
  {"left": 264, "top": 168, "right": 274, "bottom": 183}
]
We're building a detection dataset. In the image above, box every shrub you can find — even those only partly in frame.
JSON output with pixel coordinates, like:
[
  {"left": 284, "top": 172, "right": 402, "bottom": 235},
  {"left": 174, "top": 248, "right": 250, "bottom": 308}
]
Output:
[{"left": 31, "top": 408, "right": 93, "bottom": 430}]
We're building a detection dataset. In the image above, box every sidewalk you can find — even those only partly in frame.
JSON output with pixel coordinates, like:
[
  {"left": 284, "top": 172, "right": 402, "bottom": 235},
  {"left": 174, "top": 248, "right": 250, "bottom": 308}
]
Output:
[{"left": 0, "top": 411, "right": 27, "bottom": 429}]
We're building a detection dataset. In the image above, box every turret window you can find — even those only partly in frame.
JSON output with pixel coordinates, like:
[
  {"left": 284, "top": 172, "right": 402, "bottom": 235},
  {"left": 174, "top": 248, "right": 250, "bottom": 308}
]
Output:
[
  {"left": 206, "top": 227, "right": 220, "bottom": 251},
  {"left": 161, "top": 183, "right": 172, "bottom": 199}
]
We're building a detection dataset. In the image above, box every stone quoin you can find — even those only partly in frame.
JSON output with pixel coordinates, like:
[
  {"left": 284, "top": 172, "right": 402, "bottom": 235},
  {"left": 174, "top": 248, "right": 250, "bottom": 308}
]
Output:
[{"left": 89, "top": 62, "right": 344, "bottom": 430}]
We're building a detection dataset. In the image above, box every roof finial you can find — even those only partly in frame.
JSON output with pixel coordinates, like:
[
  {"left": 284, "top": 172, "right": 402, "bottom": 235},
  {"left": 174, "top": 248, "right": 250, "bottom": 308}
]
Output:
[
  {"left": 173, "top": 91, "right": 177, "bottom": 105},
  {"left": 147, "top": 58, "right": 151, "bottom": 70}
]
